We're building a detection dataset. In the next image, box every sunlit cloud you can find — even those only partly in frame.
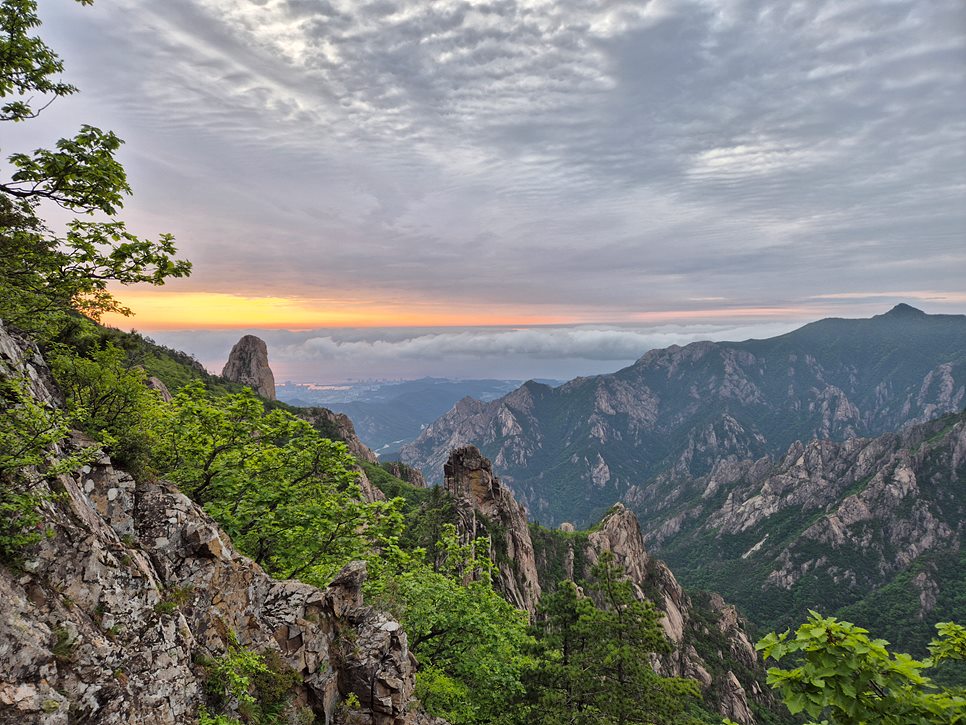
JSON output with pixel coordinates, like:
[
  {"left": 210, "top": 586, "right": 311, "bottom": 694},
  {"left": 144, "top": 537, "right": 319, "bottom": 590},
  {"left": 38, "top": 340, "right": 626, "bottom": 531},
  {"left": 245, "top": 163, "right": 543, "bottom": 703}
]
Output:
[
  {"left": 809, "top": 291, "right": 966, "bottom": 303},
  {"left": 145, "top": 319, "right": 812, "bottom": 381},
  {"left": 21, "top": 0, "right": 965, "bottom": 373},
  {"left": 100, "top": 290, "right": 588, "bottom": 329}
]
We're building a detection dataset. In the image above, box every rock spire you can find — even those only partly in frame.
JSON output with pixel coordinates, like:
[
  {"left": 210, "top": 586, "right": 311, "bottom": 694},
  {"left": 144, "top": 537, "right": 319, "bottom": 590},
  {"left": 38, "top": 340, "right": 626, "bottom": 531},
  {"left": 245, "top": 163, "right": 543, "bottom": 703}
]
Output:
[{"left": 222, "top": 334, "right": 276, "bottom": 400}]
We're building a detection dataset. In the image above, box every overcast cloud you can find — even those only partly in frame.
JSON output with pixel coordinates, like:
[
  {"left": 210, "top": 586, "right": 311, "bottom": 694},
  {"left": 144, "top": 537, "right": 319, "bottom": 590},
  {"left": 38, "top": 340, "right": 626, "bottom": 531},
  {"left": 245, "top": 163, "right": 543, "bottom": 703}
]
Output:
[
  {"left": 8, "top": 0, "right": 965, "bottom": 378},
  {"left": 149, "top": 320, "right": 808, "bottom": 381}
]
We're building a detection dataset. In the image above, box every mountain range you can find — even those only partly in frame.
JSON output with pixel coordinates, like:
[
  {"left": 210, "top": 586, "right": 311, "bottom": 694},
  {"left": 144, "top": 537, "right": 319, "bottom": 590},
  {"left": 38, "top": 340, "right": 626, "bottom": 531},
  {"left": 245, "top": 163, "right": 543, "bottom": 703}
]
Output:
[
  {"left": 277, "top": 377, "right": 537, "bottom": 457},
  {"left": 637, "top": 408, "right": 965, "bottom": 651},
  {"left": 401, "top": 305, "right": 966, "bottom": 528}
]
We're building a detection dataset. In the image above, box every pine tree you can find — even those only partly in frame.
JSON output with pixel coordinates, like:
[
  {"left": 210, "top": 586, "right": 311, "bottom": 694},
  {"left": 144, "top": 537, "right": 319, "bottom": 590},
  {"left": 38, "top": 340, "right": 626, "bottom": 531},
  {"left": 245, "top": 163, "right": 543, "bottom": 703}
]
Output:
[{"left": 528, "top": 551, "right": 701, "bottom": 724}]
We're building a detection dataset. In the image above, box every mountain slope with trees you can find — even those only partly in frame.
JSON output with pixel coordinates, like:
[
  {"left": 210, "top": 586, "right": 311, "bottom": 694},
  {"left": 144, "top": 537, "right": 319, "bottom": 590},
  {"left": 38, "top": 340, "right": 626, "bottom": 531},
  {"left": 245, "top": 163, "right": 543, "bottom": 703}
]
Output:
[
  {"left": 634, "top": 409, "right": 966, "bottom": 653},
  {"left": 402, "top": 305, "right": 966, "bottom": 527}
]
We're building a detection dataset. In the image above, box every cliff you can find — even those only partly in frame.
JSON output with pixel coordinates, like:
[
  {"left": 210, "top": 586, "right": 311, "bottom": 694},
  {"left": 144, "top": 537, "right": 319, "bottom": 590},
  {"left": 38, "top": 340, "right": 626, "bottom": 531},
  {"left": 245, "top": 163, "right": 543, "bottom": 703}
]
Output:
[
  {"left": 442, "top": 447, "right": 776, "bottom": 724},
  {"left": 443, "top": 446, "right": 541, "bottom": 614},
  {"left": 639, "top": 409, "right": 966, "bottom": 643},
  {"left": 0, "top": 323, "right": 425, "bottom": 724},
  {"left": 221, "top": 335, "right": 277, "bottom": 401},
  {"left": 402, "top": 306, "right": 966, "bottom": 526}
]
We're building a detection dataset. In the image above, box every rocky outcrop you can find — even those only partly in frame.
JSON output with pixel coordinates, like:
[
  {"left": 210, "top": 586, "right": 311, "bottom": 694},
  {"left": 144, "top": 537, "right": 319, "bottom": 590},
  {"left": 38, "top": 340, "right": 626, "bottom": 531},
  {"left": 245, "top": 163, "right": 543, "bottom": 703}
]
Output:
[
  {"left": 444, "top": 446, "right": 541, "bottom": 614},
  {"left": 639, "top": 409, "right": 966, "bottom": 638},
  {"left": 442, "top": 445, "right": 769, "bottom": 724},
  {"left": 302, "top": 408, "right": 380, "bottom": 466},
  {"left": 145, "top": 376, "right": 173, "bottom": 402},
  {"left": 580, "top": 505, "right": 762, "bottom": 724},
  {"left": 222, "top": 334, "right": 276, "bottom": 400},
  {"left": 380, "top": 462, "right": 426, "bottom": 488},
  {"left": 0, "top": 322, "right": 424, "bottom": 724},
  {"left": 297, "top": 407, "right": 387, "bottom": 503},
  {"left": 403, "top": 306, "right": 966, "bottom": 526}
]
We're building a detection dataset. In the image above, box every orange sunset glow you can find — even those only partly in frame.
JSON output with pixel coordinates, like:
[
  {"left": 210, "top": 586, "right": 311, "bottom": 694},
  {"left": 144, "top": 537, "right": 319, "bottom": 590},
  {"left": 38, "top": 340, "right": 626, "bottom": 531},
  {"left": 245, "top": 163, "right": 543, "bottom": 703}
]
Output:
[
  {"left": 100, "top": 289, "right": 817, "bottom": 330},
  {"left": 100, "top": 290, "right": 582, "bottom": 329}
]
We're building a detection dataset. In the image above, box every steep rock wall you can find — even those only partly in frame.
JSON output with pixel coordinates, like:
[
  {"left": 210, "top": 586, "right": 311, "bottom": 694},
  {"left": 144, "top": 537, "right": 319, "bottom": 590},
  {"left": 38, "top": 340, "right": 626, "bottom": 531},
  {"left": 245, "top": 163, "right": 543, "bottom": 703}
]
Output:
[
  {"left": 0, "top": 322, "right": 424, "bottom": 725},
  {"left": 443, "top": 446, "right": 541, "bottom": 614},
  {"left": 443, "top": 447, "right": 771, "bottom": 724}
]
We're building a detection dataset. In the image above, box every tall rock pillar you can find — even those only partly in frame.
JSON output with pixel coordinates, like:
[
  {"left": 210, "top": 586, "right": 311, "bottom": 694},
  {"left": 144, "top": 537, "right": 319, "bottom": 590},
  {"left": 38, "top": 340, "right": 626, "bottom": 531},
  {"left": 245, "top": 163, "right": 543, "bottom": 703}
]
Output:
[{"left": 222, "top": 334, "right": 277, "bottom": 400}]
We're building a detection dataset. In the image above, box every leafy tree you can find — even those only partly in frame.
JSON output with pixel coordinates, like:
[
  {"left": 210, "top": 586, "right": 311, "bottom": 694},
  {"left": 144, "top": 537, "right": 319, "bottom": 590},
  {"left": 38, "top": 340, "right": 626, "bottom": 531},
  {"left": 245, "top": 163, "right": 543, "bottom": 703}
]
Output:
[
  {"left": 153, "top": 382, "right": 401, "bottom": 585},
  {"left": 0, "top": 0, "right": 91, "bottom": 122},
  {"left": 0, "top": 324, "right": 100, "bottom": 564},
  {"left": 758, "top": 611, "right": 966, "bottom": 723},
  {"left": 0, "top": 0, "right": 190, "bottom": 336},
  {"left": 50, "top": 343, "right": 164, "bottom": 474},
  {"left": 0, "top": 374, "right": 96, "bottom": 562},
  {"left": 367, "top": 524, "right": 533, "bottom": 725},
  {"left": 527, "top": 552, "right": 701, "bottom": 725},
  {"left": 197, "top": 631, "right": 304, "bottom": 724}
]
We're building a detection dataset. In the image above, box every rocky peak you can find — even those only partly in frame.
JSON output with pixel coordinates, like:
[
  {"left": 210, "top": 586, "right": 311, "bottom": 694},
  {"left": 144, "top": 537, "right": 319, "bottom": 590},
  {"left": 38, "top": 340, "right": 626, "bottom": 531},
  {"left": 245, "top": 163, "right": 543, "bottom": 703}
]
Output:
[
  {"left": 528, "top": 503, "right": 764, "bottom": 723},
  {"left": 297, "top": 407, "right": 387, "bottom": 503},
  {"left": 0, "top": 321, "right": 425, "bottom": 724},
  {"left": 439, "top": 446, "right": 767, "bottom": 723},
  {"left": 585, "top": 505, "right": 761, "bottom": 723},
  {"left": 302, "top": 407, "right": 379, "bottom": 465},
  {"left": 443, "top": 446, "right": 542, "bottom": 614},
  {"left": 380, "top": 461, "right": 426, "bottom": 488},
  {"left": 221, "top": 334, "right": 276, "bottom": 400},
  {"left": 586, "top": 504, "right": 653, "bottom": 590},
  {"left": 878, "top": 303, "right": 926, "bottom": 319},
  {"left": 403, "top": 307, "right": 966, "bottom": 527}
]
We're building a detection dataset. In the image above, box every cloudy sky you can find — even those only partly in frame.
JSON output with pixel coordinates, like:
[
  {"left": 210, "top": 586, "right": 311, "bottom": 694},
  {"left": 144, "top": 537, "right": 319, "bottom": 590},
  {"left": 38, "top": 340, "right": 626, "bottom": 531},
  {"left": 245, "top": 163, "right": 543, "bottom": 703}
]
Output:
[{"left": 13, "top": 0, "right": 966, "bottom": 380}]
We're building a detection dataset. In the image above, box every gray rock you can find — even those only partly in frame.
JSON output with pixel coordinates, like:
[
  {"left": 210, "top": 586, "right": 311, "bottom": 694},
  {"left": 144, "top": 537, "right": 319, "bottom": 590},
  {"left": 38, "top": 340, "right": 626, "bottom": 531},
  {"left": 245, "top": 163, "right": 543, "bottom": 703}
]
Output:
[
  {"left": 221, "top": 334, "right": 276, "bottom": 400},
  {"left": 0, "top": 321, "right": 431, "bottom": 725}
]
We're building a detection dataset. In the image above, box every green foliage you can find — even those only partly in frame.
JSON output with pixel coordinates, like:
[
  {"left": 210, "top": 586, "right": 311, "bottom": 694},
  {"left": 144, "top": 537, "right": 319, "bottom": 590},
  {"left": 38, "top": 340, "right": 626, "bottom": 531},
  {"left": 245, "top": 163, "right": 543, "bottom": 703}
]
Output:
[
  {"left": 0, "top": 195, "right": 190, "bottom": 335},
  {"left": 367, "top": 526, "right": 533, "bottom": 725},
  {"left": 154, "top": 382, "right": 401, "bottom": 584},
  {"left": 198, "top": 635, "right": 301, "bottom": 724},
  {"left": 0, "top": 0, "right": 189, "bottom": 338},
  {"left": 0, "top": 486, "right": 47, "bottom": 563},
  {"left": 50, "top": 343, "right": 164, "bottom": 474},
  {"left": 0, "top": 374, "right": 97, "bottom": 563},
  {"left": 528, "top": 522, "right": 590, "bottom": 594},
  {"left": 197, "top": 709, "right": 242, "bottom": 725},
  {"left": 51, "top": 626, "right": 75, "bottom": 663},
  {"left": 929, "top": 622, "right": 966, "bottom": 668},
  {"left": 50, "top": 316, "right": 242, "bottom": 397},
  {"left": 527, "top": 552, "right": 702, "bottom": 725},
  {"left": 0, "top": 376, "right": 92, "bottom": 477},
  {"left": 0, "top": 0, "right": 91, "bottom": 122},
  {"left": 758, "top": 611, "right": 966, "bottom": 724},
  {"left": 154, "top": 584, "right": 194, "bottom": 616}
]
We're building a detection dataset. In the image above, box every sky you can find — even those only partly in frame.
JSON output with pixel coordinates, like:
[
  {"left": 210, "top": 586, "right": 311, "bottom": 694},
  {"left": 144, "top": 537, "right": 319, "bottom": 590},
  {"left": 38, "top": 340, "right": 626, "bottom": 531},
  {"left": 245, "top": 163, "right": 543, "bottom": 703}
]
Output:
[{"left": 10, "top": 0, "right": 966, "bottom": 381}]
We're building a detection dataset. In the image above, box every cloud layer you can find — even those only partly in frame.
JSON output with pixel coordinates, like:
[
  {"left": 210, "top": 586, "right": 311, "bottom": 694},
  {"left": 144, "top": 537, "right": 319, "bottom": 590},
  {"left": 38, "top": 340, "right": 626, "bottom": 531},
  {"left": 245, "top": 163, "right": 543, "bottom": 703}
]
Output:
[
  {"left": 149, "top": 319, "right": 841, "bottom": 381},
  {"left": 18, "top": 0, "right": 966, "bottom": 333}
]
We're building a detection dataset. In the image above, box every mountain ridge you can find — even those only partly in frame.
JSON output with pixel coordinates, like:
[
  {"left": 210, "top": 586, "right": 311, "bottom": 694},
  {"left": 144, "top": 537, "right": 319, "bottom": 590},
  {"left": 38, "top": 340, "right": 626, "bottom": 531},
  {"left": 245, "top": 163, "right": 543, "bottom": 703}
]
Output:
[
  {"left": 641, "top": 408, "right": 966, "bottom": 651},
  {"left": 401, "top": 306, "right": 966, "bottom": 526}
]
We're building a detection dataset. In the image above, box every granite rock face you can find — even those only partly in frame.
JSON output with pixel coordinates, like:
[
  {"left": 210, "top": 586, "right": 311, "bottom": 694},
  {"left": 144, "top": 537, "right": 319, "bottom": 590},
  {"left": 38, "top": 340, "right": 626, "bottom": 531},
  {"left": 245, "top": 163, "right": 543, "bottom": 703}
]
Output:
[
  {"left": 380, "top": 462, "right": 426, "bottom": 488},
  {"left": 298, "top": 407, "right": 387, "bottom": 503},
  {"left": 403, "top": 306, "right": 966, "bottom": 526},
  {"left": 301, "top": 407, "right": 379, "bottom": 466},
  {"left": 442, "top": 446, "right": 769, "bottom": 724},
  {"left": 0, "top": 322, "right": 426, "bottom": 725},
  {"left": 581, "top": 505, "right": 762, "bottom": 724},
  {"left": 636, "top": 409, "right": 966, "bottom": 631},
  {"left": 222, "top": 334, "right": 277, "bottom": 400},
  {"left": 444, "top": 446, "right": 542, "bottom": 614}
]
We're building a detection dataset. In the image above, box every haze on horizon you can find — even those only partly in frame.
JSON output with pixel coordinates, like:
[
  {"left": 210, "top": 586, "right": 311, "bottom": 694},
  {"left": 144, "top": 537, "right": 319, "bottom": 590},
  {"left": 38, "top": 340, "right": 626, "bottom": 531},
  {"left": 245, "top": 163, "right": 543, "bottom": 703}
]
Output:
[{"left": 14, "top": 0, "right": 965, "bottom": 380}]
